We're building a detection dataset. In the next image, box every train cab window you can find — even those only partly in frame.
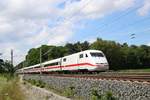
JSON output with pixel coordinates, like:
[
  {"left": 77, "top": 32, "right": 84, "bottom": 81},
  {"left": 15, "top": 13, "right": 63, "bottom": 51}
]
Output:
[
  {"left": 63, "top": 58, "right": 66, "bottom": 62},
  {"left": 86, "top": 54, "right": 88, "bottom": 57},
  {"left": 90, "top": 52, "right": 104, "bottom": 57},
  {"left": 79, "top": 54, "right": 83, "bottom": 58}
]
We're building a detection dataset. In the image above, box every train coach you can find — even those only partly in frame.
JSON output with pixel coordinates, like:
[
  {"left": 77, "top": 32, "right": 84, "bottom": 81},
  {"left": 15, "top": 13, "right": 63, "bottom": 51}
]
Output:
[{"left": 17, "top": 50, "right": 109, "bottom": 74}]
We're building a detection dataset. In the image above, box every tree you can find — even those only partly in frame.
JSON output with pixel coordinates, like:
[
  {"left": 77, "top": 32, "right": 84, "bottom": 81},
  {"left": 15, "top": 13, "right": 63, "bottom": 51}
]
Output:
[
  {"left": 0, "top": 59, "right": 14, "bottom": 74},
  {"left": 17, "top": 38, "right": 150, "bottom": 70},
  {"left": 90, "top": 38, "right": 123, "bottom": 70}
]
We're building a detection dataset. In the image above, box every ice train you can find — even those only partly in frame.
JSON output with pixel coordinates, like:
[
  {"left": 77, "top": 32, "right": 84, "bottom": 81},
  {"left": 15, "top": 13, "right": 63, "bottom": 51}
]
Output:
[{"left": 17, "top": 50, "right": 109, "bottom": 74}]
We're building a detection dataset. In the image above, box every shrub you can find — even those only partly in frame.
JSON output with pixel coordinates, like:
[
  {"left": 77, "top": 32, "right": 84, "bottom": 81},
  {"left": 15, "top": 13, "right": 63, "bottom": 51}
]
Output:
[
  {"left": 38, "top": 80, "right": 46, "bottom": 88},
  {"left": 64, "top": 86, "right": 75, "bottom": 98},
  {"left": 26, "top": 79, "right": 46, "bottom": 88},
  {"left": 105, "top": 91, "right": 118, "bottom": 100},
  {"left": 91, "top": 89, "right": 118, "bottom": 100},
  {"left": 91, "top": 89, "right": 102, "bottom": 100}
]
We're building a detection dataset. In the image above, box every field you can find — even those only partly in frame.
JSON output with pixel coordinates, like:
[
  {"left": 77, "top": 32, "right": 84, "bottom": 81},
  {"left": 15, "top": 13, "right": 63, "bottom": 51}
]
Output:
[
  {"left": 0, "top": 75, "right": 7, "bottom": 92},
  {"left": 0, "top": 74, "right": 25, "bottom": 100},
  {"left": 117, "top": 68, "right": 150, "bottom": 72}
]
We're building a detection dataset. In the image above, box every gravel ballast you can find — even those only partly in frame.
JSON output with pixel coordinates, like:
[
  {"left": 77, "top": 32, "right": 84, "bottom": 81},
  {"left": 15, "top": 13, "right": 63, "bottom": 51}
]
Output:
[{"left": 23, "top": 74, "right": 150, "bottom": 100}]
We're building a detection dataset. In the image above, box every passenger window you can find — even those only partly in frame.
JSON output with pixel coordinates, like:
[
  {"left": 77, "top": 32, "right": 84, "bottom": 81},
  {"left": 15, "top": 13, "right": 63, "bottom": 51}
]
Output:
[
  {"left": 44, "top": 62, "right": 59, "bottom": 67},
  {"left": 79, "top": 54, "right": 83, "bottom": 58},
  {"left": 63, "top": 58, "right": 66, "bottom": 62},
  {"left": 86, "top": 54, "right": 88, "bottom": 57}
]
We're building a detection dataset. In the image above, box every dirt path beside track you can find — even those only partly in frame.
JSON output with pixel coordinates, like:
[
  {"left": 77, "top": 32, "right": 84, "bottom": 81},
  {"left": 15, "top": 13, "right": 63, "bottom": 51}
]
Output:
[{"left": 20, "top": 75, "right": 70, "bottom": 100}]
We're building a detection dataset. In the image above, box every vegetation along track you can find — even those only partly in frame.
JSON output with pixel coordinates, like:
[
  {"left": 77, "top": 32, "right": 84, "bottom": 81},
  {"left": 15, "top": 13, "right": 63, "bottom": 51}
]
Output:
[{"left": 44, "top": 72, "right": 150, "bottom": 83}]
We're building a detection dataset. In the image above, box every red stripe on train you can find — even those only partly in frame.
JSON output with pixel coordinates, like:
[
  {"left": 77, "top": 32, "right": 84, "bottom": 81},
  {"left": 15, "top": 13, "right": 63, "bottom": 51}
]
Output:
[
  {"left": 45, "top": 63, "right": 97, "bottom": 69},
  {"left": 27, "top": 63, "right": 98, "bottom": 72}
]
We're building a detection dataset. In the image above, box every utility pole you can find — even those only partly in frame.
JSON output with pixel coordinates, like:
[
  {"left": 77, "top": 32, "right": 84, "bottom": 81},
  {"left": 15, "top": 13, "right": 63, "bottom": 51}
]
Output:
[
  {"left": 77, "top": 43, "right": 82, "bottom": 52},
  {"left": 0, "top": 53, "right": 2, "bottom": 59},
  {"left": 11, "top": 49, "right": 13, "bottom": 66},
  {"left": 39, "top": 47, "right": 54, "bottom": 74},
  {"left": 40, "top": 48, "right": 42, "bottom": 74},
  {"left": 23, "top": 61, "right": 25, "bottom": 68}
]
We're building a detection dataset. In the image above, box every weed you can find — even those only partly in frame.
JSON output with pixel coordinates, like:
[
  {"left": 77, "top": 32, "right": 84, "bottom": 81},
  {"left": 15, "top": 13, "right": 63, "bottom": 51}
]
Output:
[
  {"left": 91, "top": 89, "right": 118, "bottom": 100},
  {"left": 105, "top": 91, "right": 118, "bottom": 100},
  {"left": 64, "top": 86, "right": 76, "bottom": 98},
  {"left": 0, "top": 77, "right": 25, "bottom": 100},
  {"left": 91, "top": 89, "right": 102, "bottom": 100},
  {"left": 26, "top": 79, "right": 46, "bottom": 88},
  {"left": 45, "top": 95, "right": 50, "bottom": 100}
]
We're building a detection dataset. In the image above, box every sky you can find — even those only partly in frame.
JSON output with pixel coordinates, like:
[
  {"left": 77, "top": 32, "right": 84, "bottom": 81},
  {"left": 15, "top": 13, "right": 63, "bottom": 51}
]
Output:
[{"left": 0, "top": 0, "right": 150, "bottom": 65}]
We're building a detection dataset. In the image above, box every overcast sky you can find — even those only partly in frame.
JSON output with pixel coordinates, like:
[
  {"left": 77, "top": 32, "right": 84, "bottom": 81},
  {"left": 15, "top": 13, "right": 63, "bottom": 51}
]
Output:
[{"left": 0, "top": 0, "right": 150, "bottom": 65}]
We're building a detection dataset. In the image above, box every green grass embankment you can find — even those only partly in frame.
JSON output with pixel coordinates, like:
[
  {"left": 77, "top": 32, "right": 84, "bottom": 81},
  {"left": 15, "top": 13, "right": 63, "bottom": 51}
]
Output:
[
  {"left": 117, "top": 68, "right": 150, "bottom": 73},
  {"left": 0, "top": 74, "right": 25, "bottom": 100}
]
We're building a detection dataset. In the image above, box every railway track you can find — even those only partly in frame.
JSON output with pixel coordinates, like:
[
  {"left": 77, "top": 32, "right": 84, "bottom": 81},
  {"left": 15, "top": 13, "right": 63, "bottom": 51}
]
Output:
[{"left": 47, "top": 72, "right": 150, "bottom": 83}]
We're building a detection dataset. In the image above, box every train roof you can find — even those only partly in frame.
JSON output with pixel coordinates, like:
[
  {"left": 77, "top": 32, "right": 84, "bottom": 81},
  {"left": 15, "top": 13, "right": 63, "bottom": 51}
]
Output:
[
  {"left": 19, "top": 49, "right": 103, "bottom": 70},
  {"left": 21, "top": 63, "right": 40, "bottom": 70},
  {"left": 43, "top": 58, "right": 61, "bottom": 65},
  {"left": 83, "top": 49, "right": 103, "bottom": 53},
  {"left": 62, "top": 49, "right": 103, "bottom": 58}
]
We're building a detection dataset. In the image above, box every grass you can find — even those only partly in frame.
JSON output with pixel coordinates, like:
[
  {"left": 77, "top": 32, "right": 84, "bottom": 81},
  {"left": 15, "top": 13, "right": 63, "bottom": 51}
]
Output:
[
  {"left": 117, "top": 68, "right": 150, "bottom": 72},
  {"left": 0, "top": 74, "right": 26, "bottom": 100},
  {"left": 25, "top": 79, "right": 78, "bottom": 98},
  {"left": 0, "top": 75, "right": 7, "bottom": 92},
  {"left": 63, "top": 86, "right": 76, "bottom": 98}
]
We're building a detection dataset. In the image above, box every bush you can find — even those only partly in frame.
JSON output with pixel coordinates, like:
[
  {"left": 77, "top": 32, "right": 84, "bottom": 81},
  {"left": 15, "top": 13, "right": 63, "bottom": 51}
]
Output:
[
  {"left": 64, "top": 86, "right": 76, "bottom": 98},
  {"left": 91, "top": 89, "right": 102, "bottom": 100},
  {"left": 105, "top": 91, "right": 118, "bottom": 100},
  {"left": 91, "top": 89, "right": 118, "bottom": 100},
  {"left": 26, "top": 79, "right": 46, "bottom": 88},
  {"left": 37, "top": 80, "right": 46, "bottom": 88}
]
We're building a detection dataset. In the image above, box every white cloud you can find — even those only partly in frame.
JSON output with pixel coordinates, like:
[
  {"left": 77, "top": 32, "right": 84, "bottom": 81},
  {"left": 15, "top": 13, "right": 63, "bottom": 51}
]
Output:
[
  {"left": 0, "top": 0, "right": 65, "bottom": 65},
  {"left": 138, "top": 0, "right": 150, "bottom": 16},
  {"left": 147, "top": 42, "right": 150, "bottom": 46},
  {"left": 0, "top": 0, "right": 137, "bottom": 65},
  {"left": 62, "top": 0, "right": 135, "bottom": 19}
]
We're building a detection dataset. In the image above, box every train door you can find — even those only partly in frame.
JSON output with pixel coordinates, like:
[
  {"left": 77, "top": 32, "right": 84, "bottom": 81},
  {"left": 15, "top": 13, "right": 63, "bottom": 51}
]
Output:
[
  {"left": 84, "top": 53, "right": 90, "bottom": 63},
  {"left": 77, "top": 54, "right": 79, "bottom": 70},
  {"left": 62, "top": 57, "right": 67, "bottom": 70},
  {"left": 78, "top": 53, "right": 90, "bottom": 70},
  {"left": 60, "top": 58, "right": 62, "bottom": 71},
  {"left": 78, "top": 53, "right": 85, "bottom": 70}
]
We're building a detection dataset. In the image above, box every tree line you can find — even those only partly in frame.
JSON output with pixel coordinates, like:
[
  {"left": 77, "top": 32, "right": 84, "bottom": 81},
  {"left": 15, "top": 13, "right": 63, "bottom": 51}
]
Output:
[
  {"left": 16, "top": 38, "right": 150, "bottom": 70},
  {"left": 0, "top": 59, "right": 14, "bottom": 73}
]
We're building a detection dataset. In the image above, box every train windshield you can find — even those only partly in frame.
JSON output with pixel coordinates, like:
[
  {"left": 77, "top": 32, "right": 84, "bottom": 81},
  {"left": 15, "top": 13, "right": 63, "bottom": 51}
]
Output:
[{"left": 90, "top": 52, "right": 104, "bottom": 57}]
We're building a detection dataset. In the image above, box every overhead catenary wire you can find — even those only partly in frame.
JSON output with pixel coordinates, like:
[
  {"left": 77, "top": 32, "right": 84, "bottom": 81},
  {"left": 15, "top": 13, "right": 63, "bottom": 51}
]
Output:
[
  {"left": 101, "top": 17, "right": 150, "bottom": 44},
  {"left": 58, "top": 0, "right": 142, "bottom": 44},
  {"left": 42, "top": 48, "right": 54, "bottom": 56},
  {"left": 92, "top": 6, "right": 150, "bottom": 44},
  {"left": 118, "top": 27, "right": 150, "bottom": 44},
  {"left": 55, "top": 0, "right": 142, "bottom": 44},
  {"left": 94, "top": 6, "right": 144, "bottom": 38},
  {"left": 61, "top": 1, "right": 145, "bottom": 43},
  {"left": 110, "top": 15, "right": 150, "bottom": 34}
]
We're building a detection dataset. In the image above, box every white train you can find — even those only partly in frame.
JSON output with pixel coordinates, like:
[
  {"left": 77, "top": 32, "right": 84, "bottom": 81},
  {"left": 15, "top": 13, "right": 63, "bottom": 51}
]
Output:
[{"left": 17, "top": 50, "right": 109, "bottom": 74}]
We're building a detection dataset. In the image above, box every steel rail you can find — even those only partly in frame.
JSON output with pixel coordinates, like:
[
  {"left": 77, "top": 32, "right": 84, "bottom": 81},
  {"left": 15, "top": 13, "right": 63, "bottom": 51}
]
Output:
[{"left": 47, "top": 73, "right": 150, "bottom": 83}]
